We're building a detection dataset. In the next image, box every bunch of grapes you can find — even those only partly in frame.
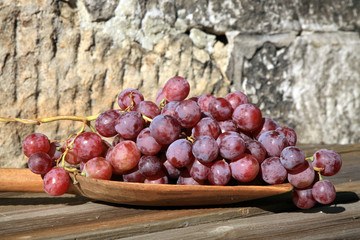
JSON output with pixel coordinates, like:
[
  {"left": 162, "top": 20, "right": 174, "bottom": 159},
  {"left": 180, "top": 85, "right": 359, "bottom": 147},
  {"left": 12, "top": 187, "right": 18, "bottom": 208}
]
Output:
[{"left": 22, "top": 76, "right": 342, "bottom": 209}]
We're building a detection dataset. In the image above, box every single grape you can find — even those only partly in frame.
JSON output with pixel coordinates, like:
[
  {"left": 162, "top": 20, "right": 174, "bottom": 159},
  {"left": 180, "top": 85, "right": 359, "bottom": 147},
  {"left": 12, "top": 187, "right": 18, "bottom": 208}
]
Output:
[
  {"left": 149, "top": 114, "right": 181, "bottom": 145},
  {"left": 280, "top": 146, "right": 306, "bottom": 172},
  {"left": 122, "top": 166, "right": 145, "bottom": 183},
  {"left": 166, "top": 139, "right": 194, "bottom": 168},
  {"left": 225, "top": 91, "right": 249, "bottom": 110},
  {"left": 192, "top": 136, "right": 219, "bottom": 164},
  {"left": 174, "top": 99, "right": 201, "bottom": 128},
  {"left": 138, "top": 155, "right": 162, "bottom": 177},
  {"left": 260, "top": 157, "right": 287, "bottom": 185},
  {"left": 136, "top": 128, "right": 162, "bottom": 156},
  {"left": 288, "top": 161, "right": 315, "bottom": 189},
  {"left": 73, "top": 132, "right": 103, "bottom": 161},
  {"left": 292, "top": 187, "right": 317, "bottom": 209},
  {"left": 245, "top": 140, "right": 267, "bottom": 164},
  {"left": 161, "top": 101, "right": 180, "bottom": 116},
  {"left": 258, "top": 130, "right": 289, "bottom": 157},
  {"left": 232, "top": 104, "right": 263, "bottom": 132},
  {"left": 230, "top": 154, "right": 259, "bottom": 183},
  {"left": 217, "top": 131, "right": 246, "bottom": 161},
  {"left": 155, "top": 88, "right": 167, "bottom": 106},
  {"left": 118, "top": 88, "right": 144, "bottom": 111},
  {"left": 208, "top": 160, "right": 231, "bottom": 186},
  {"left": 312, "top": 149, "right": 342, "bottom": 176},
  {"left": 95, "top": 109, "right": 121, "bottom": 137},
  {"left": 162, "top": 160, "right": 182, "bottom": 179},
  {"left": 188, "top": 159, "right": 211, "bottom": 182},
  {"left": 47, "top": 142, "right": 63, "bottom": 162},
  {"left": 252, "top": 118, "right": 280, "bottom": 140},
  {"left": 108, "top": 140, "right": 141, "bottom": 174},
  {"left": 276, "top": 126, "right": 297, "bottom": 146},
  {"left": 177, "top": 169, "right": 204, "bottom": 185},
  {"left": 114, "top": 111, "right": 145, "bottom": 140},
  {"left": 312, "top": 180, "right": 336, "bottom": 205},
  {"left": 144, "top": 170, "right": 169, "bottom": 184},
  {"left": 82, "top": 157, "right": 112, "bottom": 180},
  {"left": 192, "top": 117, "right": 221, "bottom": 139},
  {"left": 208, "top": 97, "right": 233, "bottom": 121},
  {"left": 135, "top": 100, "right": 160, "bottom": 122},
  {"left": 28, "top": 152, "right": 53, "bottom": 175},
  {"left": 23, "top": 133, "right": 51, "bottom": 157},
  {"left": 43, "top": 167, "right": 70, "bottom": 196},
  {"left": 197, "top": 94, "right": 216, "bottom": 112},
  {"left": 218, "top": 120, "right": 238, "bottom": 133},
  {"left": 163, "top": 76, "right": 190, "bottom": 101}
]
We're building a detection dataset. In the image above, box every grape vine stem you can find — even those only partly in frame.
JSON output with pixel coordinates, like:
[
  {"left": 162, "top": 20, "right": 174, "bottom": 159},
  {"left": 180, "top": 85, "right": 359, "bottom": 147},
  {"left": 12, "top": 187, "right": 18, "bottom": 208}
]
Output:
[{"left": 0, "top": 114, "right": 100, "bottom": 125}]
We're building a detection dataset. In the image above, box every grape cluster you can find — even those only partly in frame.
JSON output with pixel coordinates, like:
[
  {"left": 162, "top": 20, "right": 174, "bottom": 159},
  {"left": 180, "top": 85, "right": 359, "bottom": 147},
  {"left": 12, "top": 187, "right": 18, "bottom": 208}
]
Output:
[{"left": 22, "top": 76, "right": 342, "bottom": 209}]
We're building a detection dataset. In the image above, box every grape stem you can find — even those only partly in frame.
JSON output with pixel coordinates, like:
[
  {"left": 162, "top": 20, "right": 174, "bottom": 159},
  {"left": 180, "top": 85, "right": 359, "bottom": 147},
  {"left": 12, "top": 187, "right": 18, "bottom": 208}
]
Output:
[{"left": 0, "top": 114, "right": 100, "bottom": 125}]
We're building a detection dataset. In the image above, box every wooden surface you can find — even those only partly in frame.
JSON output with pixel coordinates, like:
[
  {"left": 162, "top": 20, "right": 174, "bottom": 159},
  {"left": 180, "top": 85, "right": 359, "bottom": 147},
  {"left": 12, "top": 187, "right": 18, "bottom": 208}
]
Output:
[{"left": 1, "top": 144, "right": 359, "bottom": 240}]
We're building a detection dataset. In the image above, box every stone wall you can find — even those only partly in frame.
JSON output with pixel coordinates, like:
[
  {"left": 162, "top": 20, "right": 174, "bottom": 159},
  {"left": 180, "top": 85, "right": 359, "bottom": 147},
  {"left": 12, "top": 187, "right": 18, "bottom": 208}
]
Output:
[{"left": 0, "top": 0, "right": 359, "bottom": 167}]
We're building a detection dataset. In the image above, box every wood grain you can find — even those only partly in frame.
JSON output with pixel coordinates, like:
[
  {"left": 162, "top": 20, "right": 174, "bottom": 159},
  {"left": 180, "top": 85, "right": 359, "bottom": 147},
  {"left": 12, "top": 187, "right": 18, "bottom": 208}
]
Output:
[{"left": 0, "top": 144, "right": 359, "bottom": 240}]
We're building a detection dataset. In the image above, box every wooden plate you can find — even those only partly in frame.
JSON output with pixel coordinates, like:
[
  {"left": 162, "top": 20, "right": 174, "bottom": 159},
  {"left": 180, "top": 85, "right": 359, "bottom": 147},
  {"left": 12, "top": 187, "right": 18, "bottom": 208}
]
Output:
[{"left": 0, "top": 168, "right": 293, "bottom": 206}]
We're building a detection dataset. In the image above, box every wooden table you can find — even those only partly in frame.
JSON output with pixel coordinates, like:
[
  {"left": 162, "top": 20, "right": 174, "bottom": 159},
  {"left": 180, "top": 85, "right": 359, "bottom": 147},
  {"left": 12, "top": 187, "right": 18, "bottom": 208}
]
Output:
[{"left": 1, "top": 144, "right": 359, "bottom": 239}]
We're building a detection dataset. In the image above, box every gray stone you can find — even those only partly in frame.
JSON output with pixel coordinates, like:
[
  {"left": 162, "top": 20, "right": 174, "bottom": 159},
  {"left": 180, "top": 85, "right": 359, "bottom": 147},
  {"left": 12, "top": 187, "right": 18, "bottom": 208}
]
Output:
[{"left": 83, "top": 0, "right": 120, "bottom": 22}]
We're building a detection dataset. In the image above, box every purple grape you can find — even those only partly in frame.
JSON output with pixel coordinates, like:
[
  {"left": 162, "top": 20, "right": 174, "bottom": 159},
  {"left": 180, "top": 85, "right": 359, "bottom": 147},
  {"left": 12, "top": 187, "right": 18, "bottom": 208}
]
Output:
[
  {"left": 114, "top": 111, "right": 145, "bottom": 140},
  {"left": 188, "top": 159, "right": 211, "bottom": 182},
  {"left": 138, "top": 155, "right": 162, "bottom": 177},
  {"left": 280, "top": 146, "right": 306, "bottom": 172},
  {"left": 95, "top": 109, "right": 121, "bottom": 137},
  {"left": 118, "top": 88, "right": 144, "bottom": 111},
  {"left": 217, "top": 131, "right": 246, "bottom": 161},
  {"left": 312, "top": 180, "right": 336, "bottom": 204},
  {"left": 288, "top": 161, "right": 315, "bottom": 189},
  {"left": 260, "top": 157, "right": 287, "bottom": 185},
  {"left": 208, "top": 97, "right": 233, "bottom": 121},
  {"left": 208, "top": 160, "right": 231, "bottom": 186},
  {"left": 149, "top": 114, "right": 181, "bottom": 145},
  {"left": 162, "top": 160, "right": 182, "bottom": 179},
  {"left": 230, "top": 154, "right": 259, "bottom": 183},
  {"left": 122, "top": 166, "right": 145, "bottom": 183},
  {"left": 258, "top": 130, "right": 289, "bottom": 157},
  {"left": 166, "top": 139, "right": 194, "bottom": 168},
  {"left": 312, "top": 149, "right": 342, "bottom": 176},
  {"left": 192, "top": 117, "right": 221, "bottom": 139},
  {"left": 23, "top": 133, "right": 51, "bottom": 157},
  {"left": 292, "top": 187, "right": 317, "bottom": 209},
  {"left": 245, "top": 140, "right": 267, "bottom": 164},
  {"left": 252, "top": 118, "right": 280, "bottom": 140},
  {"left": 174, "top": 99, "right": 201, "bottom": 128},
  {"left": 28, "top": 152, "right": 53, "bottom": 175},
  {"left": 232, "top": 104, "right": 263, "bottom": 132},
  {"left": 192, "top": 136, "right": 219, "bottom": 164},
  {"left": 136, "top": 128, "right": 162, "bottom": 156},
  {"left": 177, "top": 169, "right": 204, "bottom": 185}
]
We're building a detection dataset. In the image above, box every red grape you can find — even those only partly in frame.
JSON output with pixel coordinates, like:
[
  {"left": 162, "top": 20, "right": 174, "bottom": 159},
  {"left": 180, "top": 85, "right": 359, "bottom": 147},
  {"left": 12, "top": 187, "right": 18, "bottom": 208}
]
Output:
[
  {"left": 280, "top": 146, "right": 306, "bottom": 172},
  {"left": 108, "top": 140, "right": 141, "bottom": 173},
  {"left": 312, "top": 180, "right": 336, "bottom": 204},
  {"left": 174, "top": 99, "right": 201, "bottom": 128},
  {"left": 208, "top": 97, "right": 233, "bottom": 121},
  {"left": 276, "top": 126, "right": 297, "bottom": 146},
  {"left": 122, "top": 166, "right": 145, "bottom": 183},
  {"left": 287, "top": 161, "right": 315, "bottom": 188},
  {"left": 83, "top": 157, "right": 112, "bottom": 180},
  {"left": 245, "top": 140, "right": 267, "bottom": 164},
  {"left": 225, "top": 91, "right": 249, "bottom": 110},
  {"left": 218, "top": 120, "right": 238, "bottom": 133},
  {"left": 135, "top": 100, "right": 160, "bottom": 121},
  {"left": 138, "top": 155, "right": 162, "bottom": 177},
  {"left": 258, "top": 130, "right": 289, "bottom": 157},
  {"left": 232, "top": 104, "right": 263, "bottom": 132},
  {"left": 161, "top": 101, "right": 180, "bottom": 116},
  {"left": 28, "top": 152, "right": 53, "bottom": 175},
  {"left": 208, "top": 160, "right": 231, "bottom": 186},
  {"left": 162, "top": 160, "right": 182, "bottom": 179},
  {"left": 197, "top": 94, "right": 215, "bottom": 112},
  {"left": 73, "top": 132, "right": 103, "bottom": 161},
  {"left": 230, "top": 154, "right": 259, "bottom": 183},
  {"left": 192, "top": 136, "right": 219, "bottom": 164},
  {"left": 43, "top": 167, "right": 70, "bottom": 196},
  {"left": 23, "top": 133, "right": 51, "bottom": 157},
  {"left": 260, "top": 156, "right": 287, "bottom": 184},
  {"left": 114, "top": 111, "right": 145, "bottom": 140},
  {"left": 192, "top": 117, "right": 221, "bottom": 139},
  {"left": 95, "top": 109, "right": 121, "bottom": 137},
  {"left": 188, "top": 159, "right": 211, "bottom": 182},
  {"left": 177, "top": 169, "right": 204, "bottom": 185},
  {"left": 312, "top": 149, "right": 342, "bottom": 176},
  {"left": 118, "top": 88, "right": 144, "bottom": 111},
  {"left": 217, "top": 131, "right": 246, "bottom": 161},
  {"left": 163, "top": 76, "right": 190, "bottom": 101},
  {"left": 136, "top": 128, "right": 162, "bottom": 156},
  {"left": 292, "top": 187, "right": 317, "bottom": 209},
  {"left": 149, "top": 114, "right": 181, "bottom": 145},
  {"left": 252, "top": 118, "right": 280, "bottom": 140},
  {"left": 166, "top": 139, "right": 194, "bottom": 168}
]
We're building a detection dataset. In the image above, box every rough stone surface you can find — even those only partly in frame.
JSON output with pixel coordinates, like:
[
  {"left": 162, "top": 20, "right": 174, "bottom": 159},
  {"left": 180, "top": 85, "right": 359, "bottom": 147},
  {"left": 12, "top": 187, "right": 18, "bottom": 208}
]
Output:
[{"left": 0, "top": 0, "right": 359, "bottom": 167}]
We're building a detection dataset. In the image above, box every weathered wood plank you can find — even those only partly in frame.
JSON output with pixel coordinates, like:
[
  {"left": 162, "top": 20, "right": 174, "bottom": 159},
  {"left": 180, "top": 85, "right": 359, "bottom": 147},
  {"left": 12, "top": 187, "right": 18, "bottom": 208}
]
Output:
[{"left": 0, "top": 144, "right": 359, "bottom": 240}]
